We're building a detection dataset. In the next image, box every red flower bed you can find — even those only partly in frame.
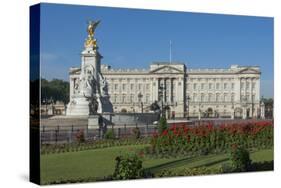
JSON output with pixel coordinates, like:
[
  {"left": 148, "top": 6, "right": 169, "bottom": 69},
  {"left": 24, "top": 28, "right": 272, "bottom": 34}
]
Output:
[{"left": 147, "top": 120, "right": 273, "bottom": 157}]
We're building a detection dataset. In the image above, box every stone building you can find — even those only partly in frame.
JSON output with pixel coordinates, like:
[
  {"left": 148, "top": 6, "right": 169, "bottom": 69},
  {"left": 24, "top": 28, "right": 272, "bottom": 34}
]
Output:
[{"left": 100, "top": 63, "right": 261, "bottom": 119}]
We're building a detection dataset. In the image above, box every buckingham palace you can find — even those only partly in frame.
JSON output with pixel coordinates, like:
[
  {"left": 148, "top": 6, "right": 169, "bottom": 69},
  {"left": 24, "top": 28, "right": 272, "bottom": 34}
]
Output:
[{"left": 98, "top": 62, "right": 262, "bottom": 119}]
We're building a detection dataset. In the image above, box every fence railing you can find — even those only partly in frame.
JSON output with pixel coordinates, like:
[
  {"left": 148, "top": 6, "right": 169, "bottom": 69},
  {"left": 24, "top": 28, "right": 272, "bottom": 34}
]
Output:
[
  {"left": 40, "top": 123, "right": 157, "bottom": 144},
  {"left": 40, "top": 119, "right": 273, "bottom": 144}
]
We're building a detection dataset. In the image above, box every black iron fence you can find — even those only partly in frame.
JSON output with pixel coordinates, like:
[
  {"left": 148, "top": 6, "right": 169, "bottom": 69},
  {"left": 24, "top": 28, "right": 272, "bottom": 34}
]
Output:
[
  {"left": 40, "top": 123, "right": 157, "bottom": 144},
  {"left": 40, "top": 118, "right": 273, "bottom": 144}
]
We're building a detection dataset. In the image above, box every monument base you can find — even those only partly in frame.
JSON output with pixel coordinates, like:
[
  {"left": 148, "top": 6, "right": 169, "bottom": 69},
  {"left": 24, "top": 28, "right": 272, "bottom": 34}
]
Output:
[{"left": 88, "top": 115, "right": 101, "bottom": 129}]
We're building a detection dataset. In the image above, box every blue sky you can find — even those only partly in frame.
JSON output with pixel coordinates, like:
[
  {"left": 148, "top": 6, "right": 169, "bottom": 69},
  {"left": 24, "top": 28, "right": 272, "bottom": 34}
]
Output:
[{"left": 40, "top": 3, "right": 274, "bottom": 98}]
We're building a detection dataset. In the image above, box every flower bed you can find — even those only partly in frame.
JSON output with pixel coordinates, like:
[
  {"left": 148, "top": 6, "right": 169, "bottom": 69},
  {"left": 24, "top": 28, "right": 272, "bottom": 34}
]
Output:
[{"left": 144, "top": 120, "right": 273, "bottom": 158}]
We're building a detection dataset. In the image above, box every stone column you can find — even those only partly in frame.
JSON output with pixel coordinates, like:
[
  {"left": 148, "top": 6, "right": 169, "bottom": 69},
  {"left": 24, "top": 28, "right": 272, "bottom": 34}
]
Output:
[
  {"left": 254, "top": 106, "right": 258, "bottom": 118},
  {"left": 231, "top": 106, "right": 234, "bottom": 119},
  {"left": 261, "top": 102, "right": 265, "bottom": 119},
  {"left": 164, "top": 78, "right": 167, "bottom": 103},
  {"left": 235, "top": 77, "right": 241, "bottom": 102},
  {"left": 149, "top": 78, "right": 152, "bottom": 102},
  {"left": 155, "top": 78, "right": 159, "bottom": 101},
  {"left": 170, "top": 78, "right": 173, "bottom": 103},
  {"left": 242, "top": 107, "right": 247, "bottom": 119},
  {"left": 256, "top": 77, "right": 261, "bottom": 102},
  {"left": 250, "top": 77, "right": 253, "bottom": 118}
]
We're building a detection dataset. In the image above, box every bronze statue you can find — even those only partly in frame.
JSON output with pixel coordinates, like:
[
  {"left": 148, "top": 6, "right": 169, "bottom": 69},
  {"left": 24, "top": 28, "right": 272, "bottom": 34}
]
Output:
[
  {"left": 84, "top": 20, "right": 101, "bottom": 48},
  {"left": 88, "top": 95, "right": 99, "bottom": 115},
  {"left": 87, "top": 20, "right": 100, "bottom": 38}
]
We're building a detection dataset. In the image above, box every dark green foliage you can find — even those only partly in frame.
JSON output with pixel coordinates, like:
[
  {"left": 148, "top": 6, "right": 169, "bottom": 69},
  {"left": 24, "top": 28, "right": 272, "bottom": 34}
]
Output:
[
  {"left": 248, "top": 161, "right": 273, "bottom": 171},
  {"left": 41, "top": 78, "right": 69, "bottom": 105},
  {"left": 230, "top": 145, "right": 251, "bottom": 172},
  {"left": 113, "top": 154, "right": 143, "bottom": 180},
  {"left": 158, "top": 116, "right": 167, "bottom": 134},
  {"left": 104, "top": 129, "right": 115, "bottom": 139},
  {"left": 132, "top": 127, "right": 141, "bottom": 139}
]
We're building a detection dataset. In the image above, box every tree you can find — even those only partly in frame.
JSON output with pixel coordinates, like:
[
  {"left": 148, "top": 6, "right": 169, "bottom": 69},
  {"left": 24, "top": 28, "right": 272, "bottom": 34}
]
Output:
[
  {"left": 158, "top": 116, "right": 168, "bottom": 134},
  {"left": 41, "top": 78, "right": 70, "bottom": 105}
]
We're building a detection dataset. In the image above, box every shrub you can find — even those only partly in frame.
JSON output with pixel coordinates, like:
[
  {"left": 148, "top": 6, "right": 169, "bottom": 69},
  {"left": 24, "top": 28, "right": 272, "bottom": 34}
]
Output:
[
  {"left": 132, "top": 127, "right": 141, "bottom": 139},
  {"left": 104, "top": 129, "right": 115, "bottom": 139},
  {"left": 158, "top": 116, "right": 167, "bottom": 134},
  {"left": 230, "top": 145, "right": 251, "bottom": 172},
  {"left": 113, "top": 154, "right": 144, "bottom": 180},
  {"left": 75, "top": 129, "right": 85, "bottom": 143}
]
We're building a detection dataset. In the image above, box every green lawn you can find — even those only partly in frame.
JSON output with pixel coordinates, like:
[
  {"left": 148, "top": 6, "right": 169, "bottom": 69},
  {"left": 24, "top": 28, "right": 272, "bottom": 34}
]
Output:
[{"left": 41, "top": 145, "right": 273, "bottom": 184}]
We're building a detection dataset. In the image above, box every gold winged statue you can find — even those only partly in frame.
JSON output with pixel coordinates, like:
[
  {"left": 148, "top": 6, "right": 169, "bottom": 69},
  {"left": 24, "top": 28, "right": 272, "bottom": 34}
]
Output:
[{"left": 85, "top": 20, "right": 101, "bottom": 48}]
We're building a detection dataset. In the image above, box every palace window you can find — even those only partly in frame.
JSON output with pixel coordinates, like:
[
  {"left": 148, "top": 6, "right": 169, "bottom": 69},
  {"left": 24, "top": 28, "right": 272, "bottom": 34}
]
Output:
[
  {"left": 146, "top": 83, "right": 150, "bottom": 90},
  {"left": 231, "top": 83, "right": 235, "bottom": 90},
  {"left": 130, "top": 94, "right": 134, "bottom": 103},
  {"left": 121, "top": 95, "right": 125, "bottom": 103},
  {"left": 201, "top": 93, "right": 205, "bottom": 102},
  {"left": 216, "top": 83, "right": 220, "bottom": 90},
  {"left": 193, "top": 83, "right": 197, "bottom": 90},
  {"left": 130, "top": 83, "right": 134, "bottom": 91},
  {"left": 209, "top": 83, "right": 213, "bottom": 90},
  {"left": 216, "top": 93, "right": 220, "bottom": 102},
  {"left": 241, "top": 82, "right": 244, "bottom": 90},
  {"left": 246, "top": 94, "right": 250, "bottom": 101},
  {"left": 122, "top": 84, "right": 126, "bottom": 91},
  {"left": 252, "top": 94, "right": 255, "bottom": 101},
  {"left": 252, "top": 82, "right": 256, "bottom": 90},
  {"left": 224, "top": 83, "right": 227, "bottom": 90},
  {"left": 201, "top": 83, "right": 205, "bottom": 90},
  {"left": 193, "top": 93, "right": 197, "bottom": 102},
  {"left": 114, "top": 84, "right": 118, "bottom": 91},
  {"left": 208, "top": 93, "right": 212, "bottom": 102},
  {"left": 224, "top": 93, "right": 228, "bottom": 102},
  {"left": 138, "top": 84, "right": 142, "bottom": 90},
  {"left": 112, "top": 95, "right": 116, "bottom": 103},
  {"left": 231, "top": 93, "right": 234, "bottom": 102},
  {"left": 246, "top": 82, "right": 250, "bottom": 90},
  {"left": 146, "top": 95, "right": 150, "bottom": 103}
]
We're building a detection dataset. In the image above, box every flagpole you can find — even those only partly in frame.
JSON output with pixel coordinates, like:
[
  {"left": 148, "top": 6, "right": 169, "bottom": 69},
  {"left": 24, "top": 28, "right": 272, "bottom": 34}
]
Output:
[{"left": 169, "top": 40, "right": 172, "bottom": 64}]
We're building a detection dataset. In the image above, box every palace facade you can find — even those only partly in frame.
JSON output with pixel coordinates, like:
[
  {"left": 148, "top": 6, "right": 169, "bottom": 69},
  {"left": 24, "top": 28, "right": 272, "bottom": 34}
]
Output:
[{"left": 99, "top": 62, "right": 262, "bottom": 119}]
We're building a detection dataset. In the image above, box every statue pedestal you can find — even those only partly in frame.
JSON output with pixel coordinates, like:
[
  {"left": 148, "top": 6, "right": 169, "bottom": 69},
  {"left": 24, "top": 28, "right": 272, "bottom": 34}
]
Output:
[{"left": 88, "top": 115, "right": 101, "bottom": 129}]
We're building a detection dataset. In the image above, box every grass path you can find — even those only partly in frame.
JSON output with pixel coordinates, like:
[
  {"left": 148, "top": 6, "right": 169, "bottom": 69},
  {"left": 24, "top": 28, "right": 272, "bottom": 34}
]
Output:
[{"left": 41, "top": 145, "right": 273, "bottom": 184}]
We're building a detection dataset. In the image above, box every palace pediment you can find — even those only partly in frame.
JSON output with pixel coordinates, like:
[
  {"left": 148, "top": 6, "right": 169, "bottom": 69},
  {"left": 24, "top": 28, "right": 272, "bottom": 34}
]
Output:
[
  {"left": 236, "top": 68, "right": 260, "bottom": 74},
  {"left": 149, "top": 65, "right": 184, "bottom": 74}
]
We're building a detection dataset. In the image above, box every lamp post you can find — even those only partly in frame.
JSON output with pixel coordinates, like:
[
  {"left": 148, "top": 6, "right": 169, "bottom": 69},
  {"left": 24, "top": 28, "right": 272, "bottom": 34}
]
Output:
[
  {"left": 42, "top": 98, "right": 47, "bottom": 115},
  {"left": 158, "top": 83, "right": 165, "bottom": 117},
  {"left": 138, "top": 93, "right": 143, "bottom": 113}
]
